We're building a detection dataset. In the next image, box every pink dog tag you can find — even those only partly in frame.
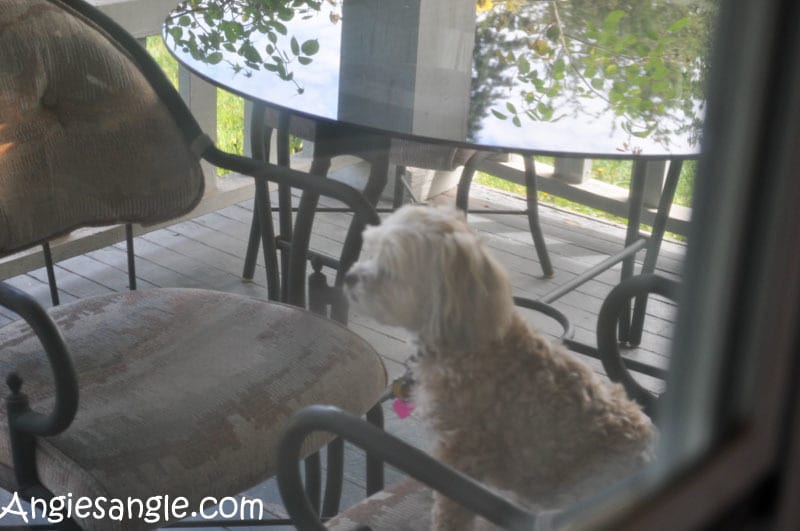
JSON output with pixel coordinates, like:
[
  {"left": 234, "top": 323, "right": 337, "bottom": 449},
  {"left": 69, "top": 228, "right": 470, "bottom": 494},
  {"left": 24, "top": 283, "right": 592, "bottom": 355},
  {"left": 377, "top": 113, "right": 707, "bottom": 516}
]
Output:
[{"left": 393, "top": 398, "right": 415, "bottom": 419}]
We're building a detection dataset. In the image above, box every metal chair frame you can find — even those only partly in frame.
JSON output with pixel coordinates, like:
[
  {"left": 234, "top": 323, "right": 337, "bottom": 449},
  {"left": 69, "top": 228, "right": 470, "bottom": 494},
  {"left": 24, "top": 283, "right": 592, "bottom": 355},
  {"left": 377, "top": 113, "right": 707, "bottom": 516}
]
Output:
[{"left": 456, "top": 152, "right": 555, "bottom": 278}]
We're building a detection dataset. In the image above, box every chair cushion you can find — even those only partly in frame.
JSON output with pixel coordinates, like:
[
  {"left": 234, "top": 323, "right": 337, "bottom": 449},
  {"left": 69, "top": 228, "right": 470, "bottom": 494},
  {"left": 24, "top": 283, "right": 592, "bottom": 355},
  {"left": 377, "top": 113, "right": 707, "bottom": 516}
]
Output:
[
  {"left": 0, "top": 289, "right": 386, "bottom": 530},
  {"left": 0, "top": 0, "right": 205, "bottom": 256},
  {"left": 326, "top": 479, "right": 434, "bottom": 531},
  {"left": 326, "top": 479, "right": 560, "bottom": 531}
]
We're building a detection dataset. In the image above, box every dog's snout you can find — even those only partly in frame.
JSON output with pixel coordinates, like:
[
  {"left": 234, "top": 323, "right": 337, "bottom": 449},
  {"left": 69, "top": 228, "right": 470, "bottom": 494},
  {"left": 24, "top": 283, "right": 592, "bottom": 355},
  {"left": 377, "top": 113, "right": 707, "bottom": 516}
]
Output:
[{"left": 344, "top": 271, "right": 359, "bottom": 288}]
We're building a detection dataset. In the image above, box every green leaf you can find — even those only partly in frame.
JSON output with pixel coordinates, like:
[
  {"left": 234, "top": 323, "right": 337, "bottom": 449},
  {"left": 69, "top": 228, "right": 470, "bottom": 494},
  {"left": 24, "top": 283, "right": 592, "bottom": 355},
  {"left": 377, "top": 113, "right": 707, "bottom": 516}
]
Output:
[
  {"left": 552, "top": 58, "right": 566, "bottom": 81},
  {"left": 638, "top": 99, "right": 654, "bottom": 112},
  {"left": 536, "top": 102, "right": 550, "bottom": 115},
  {"left": 298, "top": 56, "right": 313, "bottom": 65},
  {"left": 652, "top": 61, "right": 669, "bottom": 81},
  {"left": 168, "top": 26, "right": 183, "bottom": 40},
  {"left": 517, "top": 57, "right": 530, "bottom": 75},
  {"left": 239, "top": 43, "right": 261, "bottom": 63},
  {"left": 272, "top": 21, "right": 288, "bottom": 35},
  {"left": 532, "top": 38, "right": 550, "bottom": 56},
  {"left": 652, "top": 78, "right": 671, "bottom": 91},
  {"left": 301, "top": 39, "right": 320, "bottom": 55},
  {"left": 491, "top": 109, "right": 507, "bottom": 120},
  {"left": 603, "top": 10, "right": 626, "bottom": 33},
  {"left": 290, "top": 37, "right": 300, "bottom": 55},
  {"left": 206, "top": 52, "right": 223, "bottom": 64},
  {"left": 512, "top": 115, "right": 521, "bottom": 127},
  {"left": 667, "top": 17, "right": 690, "bottom": 33},
  {"left": 545, "top": 24, "right": 560, "bottom": 42},
  {"left": 506, "top": 101, "right": 517, "bottom": 114}
]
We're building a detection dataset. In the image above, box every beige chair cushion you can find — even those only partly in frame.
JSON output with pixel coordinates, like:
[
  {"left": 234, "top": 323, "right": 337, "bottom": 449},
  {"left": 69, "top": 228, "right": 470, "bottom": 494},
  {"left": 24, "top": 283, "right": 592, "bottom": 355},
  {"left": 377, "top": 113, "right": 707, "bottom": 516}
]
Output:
[
  {"left": 0, "top": 0, "right": 205, "bottom": 256},
  {"left": 326, "top": 479, "right": 529, "bottom": 530},
  {"left": 0, "top": 289, "right": 386, "bottom": 530},
  {"left": 326, "top": 479, "right": 434, "bottom": 531}
]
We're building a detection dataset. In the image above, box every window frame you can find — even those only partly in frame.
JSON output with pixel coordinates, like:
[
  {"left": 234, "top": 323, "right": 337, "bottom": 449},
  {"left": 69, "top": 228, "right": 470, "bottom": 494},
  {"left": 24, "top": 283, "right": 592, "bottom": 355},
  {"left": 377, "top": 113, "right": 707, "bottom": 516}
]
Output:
[{"left": 575, "top": 0, "right": 800, "bottom": 528}]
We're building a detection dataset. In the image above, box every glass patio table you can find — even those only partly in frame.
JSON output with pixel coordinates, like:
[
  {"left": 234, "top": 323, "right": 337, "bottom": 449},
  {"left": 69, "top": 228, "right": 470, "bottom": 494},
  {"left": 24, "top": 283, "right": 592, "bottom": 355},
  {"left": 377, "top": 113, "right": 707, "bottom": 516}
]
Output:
[{"left": 163, "top": 0, "right": 709, "bottom": 345}]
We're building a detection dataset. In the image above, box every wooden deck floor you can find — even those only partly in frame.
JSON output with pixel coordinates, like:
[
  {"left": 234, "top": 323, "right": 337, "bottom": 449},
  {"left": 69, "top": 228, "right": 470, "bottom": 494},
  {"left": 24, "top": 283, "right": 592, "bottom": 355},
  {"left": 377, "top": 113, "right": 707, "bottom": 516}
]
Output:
[{"left": 0, "top": 181, "right": 686, "bottom": 529}]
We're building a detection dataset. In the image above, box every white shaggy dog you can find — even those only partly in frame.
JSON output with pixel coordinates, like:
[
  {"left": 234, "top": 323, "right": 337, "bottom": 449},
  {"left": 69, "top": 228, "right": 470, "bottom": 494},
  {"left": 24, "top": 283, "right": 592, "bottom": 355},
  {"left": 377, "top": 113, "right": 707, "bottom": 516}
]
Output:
[{"left": 344, "top": 205, "right": 656, "bottom": 530}]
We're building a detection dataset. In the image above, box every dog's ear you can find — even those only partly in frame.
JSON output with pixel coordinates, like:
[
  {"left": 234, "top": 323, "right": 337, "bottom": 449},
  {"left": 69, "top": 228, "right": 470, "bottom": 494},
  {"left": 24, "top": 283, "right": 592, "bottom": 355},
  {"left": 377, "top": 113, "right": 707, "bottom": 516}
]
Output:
[{"left": 424, "top": 230, "right": 514, "bottom": 350}]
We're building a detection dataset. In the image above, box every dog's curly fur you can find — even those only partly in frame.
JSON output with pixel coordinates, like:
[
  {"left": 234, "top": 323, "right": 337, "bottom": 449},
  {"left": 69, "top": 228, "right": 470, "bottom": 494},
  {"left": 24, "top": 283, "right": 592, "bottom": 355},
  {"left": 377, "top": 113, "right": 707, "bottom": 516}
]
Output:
[{"left": 345, "top": 205, "right": 656, "bottom": 530}]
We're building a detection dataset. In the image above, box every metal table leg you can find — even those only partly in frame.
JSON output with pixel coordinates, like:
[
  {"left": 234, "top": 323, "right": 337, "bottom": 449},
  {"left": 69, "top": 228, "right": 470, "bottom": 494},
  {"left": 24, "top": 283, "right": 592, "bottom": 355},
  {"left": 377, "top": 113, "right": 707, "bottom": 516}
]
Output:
[
  {"left": 524, "top": 156, "right": 554, "bottom": 278},
  {"left": 242, "top": 101, "right": 274, "bottom": 282},
  {"left": 455, "top": 151, "right": 490, "bottom": 210},
  {"left": 618, "top": 159, "right": 648, "bottom": 342},
  {"left": 627, "top": 159, "right": 684, "bottom": 345},
  {"left": 456, "top": 152, "right": 553, "bottom": 278}
]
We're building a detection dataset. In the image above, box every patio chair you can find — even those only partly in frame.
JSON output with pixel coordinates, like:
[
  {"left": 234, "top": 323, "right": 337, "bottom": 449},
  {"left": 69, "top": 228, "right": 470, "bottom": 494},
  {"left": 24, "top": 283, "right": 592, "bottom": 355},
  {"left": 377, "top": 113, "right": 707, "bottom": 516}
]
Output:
[
  {"left": 276, "top": 274, "right": 678, "bottom": 530},
  {"left": 0, "top": 0, "right": 387, "bottom": 529}
]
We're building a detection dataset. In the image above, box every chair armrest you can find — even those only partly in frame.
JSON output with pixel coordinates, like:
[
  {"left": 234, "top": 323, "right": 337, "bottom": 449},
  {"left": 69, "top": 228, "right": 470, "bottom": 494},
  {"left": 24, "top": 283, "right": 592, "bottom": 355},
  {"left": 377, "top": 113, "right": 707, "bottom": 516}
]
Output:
[
  {"left": 204, "top": 147, "right": 380, "bottom": 229},
  {"left": 596, "top": 274, "right": 680, "bottom": 417},
  {"left": 513, "top": 297, "right": 574, "bottom": 341},
  {"left": 0, "top": 282, "right": 78, "bottom": 437},
  {"left": 277, "top": 405, "right": 547, "bottom": 531}
]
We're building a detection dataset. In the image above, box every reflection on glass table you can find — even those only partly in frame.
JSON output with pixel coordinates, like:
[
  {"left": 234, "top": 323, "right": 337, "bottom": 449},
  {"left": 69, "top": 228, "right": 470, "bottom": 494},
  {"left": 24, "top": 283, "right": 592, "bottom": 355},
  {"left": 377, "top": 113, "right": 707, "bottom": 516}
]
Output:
[{"left": 165, "top": 0, "right": 712, "bottom": 155}]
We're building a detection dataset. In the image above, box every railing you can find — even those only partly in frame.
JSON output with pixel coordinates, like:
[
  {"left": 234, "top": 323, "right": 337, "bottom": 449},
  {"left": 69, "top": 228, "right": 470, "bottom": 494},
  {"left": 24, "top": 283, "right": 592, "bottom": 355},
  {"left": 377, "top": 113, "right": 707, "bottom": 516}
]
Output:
[{"left": 0, "top": 0, "right": 691, "bottom": 280}]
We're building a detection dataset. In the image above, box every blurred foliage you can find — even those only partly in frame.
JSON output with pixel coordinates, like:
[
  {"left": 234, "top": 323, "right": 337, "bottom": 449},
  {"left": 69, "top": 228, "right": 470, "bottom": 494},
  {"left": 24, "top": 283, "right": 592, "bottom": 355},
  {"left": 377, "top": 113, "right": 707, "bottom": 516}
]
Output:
[{"left": 473, "top": 0, "right": 717, "bottom": 150}]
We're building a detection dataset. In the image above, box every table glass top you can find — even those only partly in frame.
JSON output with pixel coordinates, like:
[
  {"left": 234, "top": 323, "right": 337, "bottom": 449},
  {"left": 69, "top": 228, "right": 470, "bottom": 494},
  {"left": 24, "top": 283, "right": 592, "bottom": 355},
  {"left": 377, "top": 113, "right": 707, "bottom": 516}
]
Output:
[{"left": 164, "top": 0, "right": 715, "bottom": 157}]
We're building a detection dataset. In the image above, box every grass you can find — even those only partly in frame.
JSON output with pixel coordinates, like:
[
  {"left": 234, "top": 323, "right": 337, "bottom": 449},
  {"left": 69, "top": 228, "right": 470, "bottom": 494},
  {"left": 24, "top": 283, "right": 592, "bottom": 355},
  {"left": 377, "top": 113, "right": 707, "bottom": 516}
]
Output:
[
  {"left": 477, "top": 158, "right": 694, "bottom": 208},
  {"left": 146, "top": 36, "right": 693, "bottom": 233},
  {"left": 476, "top": 158, "right": 694, "bottom": 240},
  {"left": 146, "top": 37, "right": 245, "bottom": 170}
]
